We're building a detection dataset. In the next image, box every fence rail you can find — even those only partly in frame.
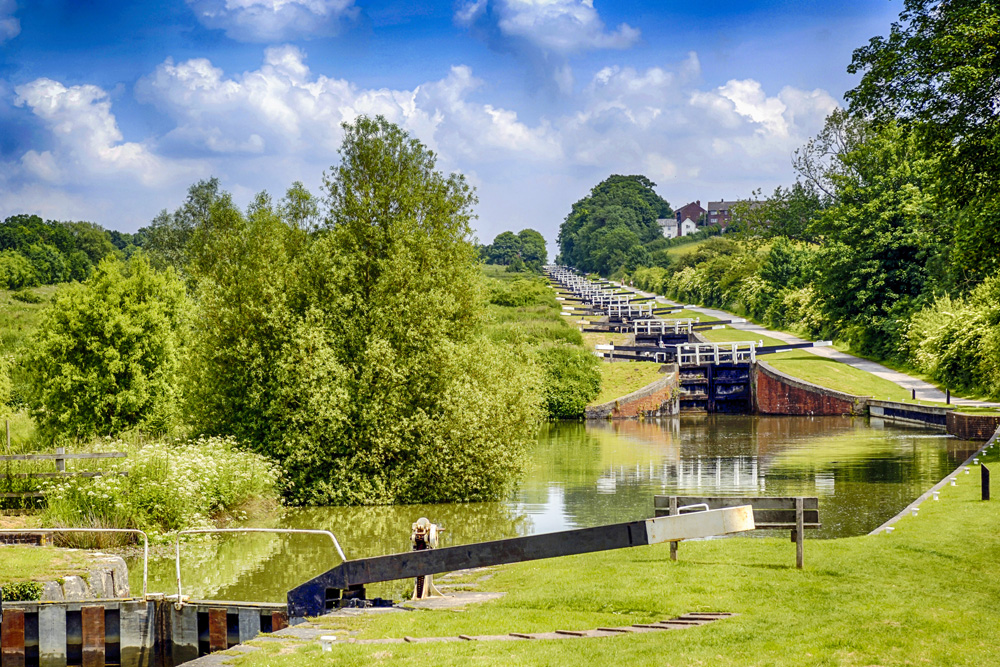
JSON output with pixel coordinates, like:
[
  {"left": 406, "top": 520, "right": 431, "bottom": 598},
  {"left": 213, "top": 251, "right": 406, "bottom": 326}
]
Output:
[{"left": 1, "top": 448, "right": 128, "bottom": 498}]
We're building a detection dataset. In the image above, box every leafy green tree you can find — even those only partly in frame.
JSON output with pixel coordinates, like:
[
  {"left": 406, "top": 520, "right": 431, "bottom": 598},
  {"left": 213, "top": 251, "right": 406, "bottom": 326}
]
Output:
[
  {"left": 143, "top": 178, "right": 222, "bottom": 272},
  {"left": 517, "top": 229, "right": 547, "bottom": 267},
  {"left": 809, "top": 120, "right": 945, "bottom": 357},
  {"left": 847, "top": 0, "right": 1000, "bottom": 283},
  {"left": 188, "top": 116, "right": 543, "bottom": 505},
  {"left": 26, "top": 255, "right": 188, "bottom": 440},
  {"left": 487, "top": 231, "right": 521, "bottom": 265},
  {"left": 558, "top": 174, "right": 671, "bottom": 275}
]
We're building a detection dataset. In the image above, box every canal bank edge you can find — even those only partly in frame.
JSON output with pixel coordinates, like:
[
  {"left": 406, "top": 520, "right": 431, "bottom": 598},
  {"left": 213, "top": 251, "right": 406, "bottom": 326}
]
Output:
[
  {"left": 870, "top": 424, "right": 1000, "bottom": 535},
  {"left": 589, "top": 358, "right": 1000, "bottom": 443}
]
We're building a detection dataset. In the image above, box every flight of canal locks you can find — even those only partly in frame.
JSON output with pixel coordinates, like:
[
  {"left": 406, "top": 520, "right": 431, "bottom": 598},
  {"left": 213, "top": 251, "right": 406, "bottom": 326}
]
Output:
[{"left": 0, "top": 267, "right": 996, "bottom": 666}]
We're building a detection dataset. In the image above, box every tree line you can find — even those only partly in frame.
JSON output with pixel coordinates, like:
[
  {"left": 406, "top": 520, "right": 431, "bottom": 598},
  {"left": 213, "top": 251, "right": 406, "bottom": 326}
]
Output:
[{"left": 0, "top": 216, "right": 143, "bottom": 289}]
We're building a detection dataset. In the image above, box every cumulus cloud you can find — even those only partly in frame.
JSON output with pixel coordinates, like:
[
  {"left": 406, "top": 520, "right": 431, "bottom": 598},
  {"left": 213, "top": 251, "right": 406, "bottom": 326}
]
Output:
[
  {"left": 136, "top": 46, "right": 561, "bottom": 164},
  {"left": 13, "top": 79, "right": 196, "bottom": 187},
  {"left": 457, "top": 0, "right": 639, "bottom": 92},
  {"left": 4, "top": 46, "right": 839, "bottom": 246},
  {"left": 0, "top": 0, "right": 20, "bottom": 43},
  {"left": 458, "top": 0, "right": 639, "bottom": 54},
  {"left": 187, "top": 0, "right": 358, "bottom": 42}
]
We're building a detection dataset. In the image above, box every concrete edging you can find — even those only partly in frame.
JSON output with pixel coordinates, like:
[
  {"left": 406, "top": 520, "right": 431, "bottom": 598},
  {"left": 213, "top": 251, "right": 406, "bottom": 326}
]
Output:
[{"left": 869, "top": 425, "right": 1000, "bottom": 535}]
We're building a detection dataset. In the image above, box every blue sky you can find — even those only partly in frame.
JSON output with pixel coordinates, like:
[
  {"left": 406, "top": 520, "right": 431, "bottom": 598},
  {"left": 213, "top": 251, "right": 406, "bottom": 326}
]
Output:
[{"left": 0, "top": 0, "right": 901, "bottom": 250}]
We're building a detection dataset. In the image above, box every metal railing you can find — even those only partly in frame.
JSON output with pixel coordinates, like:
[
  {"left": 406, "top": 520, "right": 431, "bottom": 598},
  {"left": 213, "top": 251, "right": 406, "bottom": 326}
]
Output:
[
  {"left": 0, "top": 528, "right": 148, "bottom": 597},
  {"left": 174, "top": 528, "right": 347, "bottom": 602}
]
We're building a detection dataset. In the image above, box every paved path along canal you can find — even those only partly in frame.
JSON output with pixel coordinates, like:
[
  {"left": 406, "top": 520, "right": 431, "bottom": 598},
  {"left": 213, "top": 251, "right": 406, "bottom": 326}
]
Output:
[{"left": 621, "top": 285, "right": 1000, "bottom": 407}]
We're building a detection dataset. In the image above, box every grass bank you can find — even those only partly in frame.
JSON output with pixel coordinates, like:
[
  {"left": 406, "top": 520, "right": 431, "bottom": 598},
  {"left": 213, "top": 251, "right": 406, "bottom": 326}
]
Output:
[
  {"left": 235, "top": 439, "right": 1000, "bottom": 666},
  {"left": 590, "top": 362, "right": 664, "bottom": 406},
  {"left": 0, "top": 545, "right": 90, "bottom": 587}
]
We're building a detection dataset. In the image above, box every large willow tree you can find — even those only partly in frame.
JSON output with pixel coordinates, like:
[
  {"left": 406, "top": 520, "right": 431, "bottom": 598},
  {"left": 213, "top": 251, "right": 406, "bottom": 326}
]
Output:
[{"left": 187, "top": 116, "right": 542, "bottom": 505}]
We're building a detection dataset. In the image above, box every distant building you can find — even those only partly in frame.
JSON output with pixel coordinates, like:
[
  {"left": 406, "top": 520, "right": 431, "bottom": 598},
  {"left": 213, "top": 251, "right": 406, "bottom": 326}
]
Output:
[
  {"left": 658, "top": 216, "right": 699, "bottom": 239},
  {"left": 675, "top": 200, "right": 706, "bottom": 226},
  {"left": 706, "top": 200, "right": 740, "bottom": 228},
  {"left": 678, "top": 217, "right": 698, "bottom": 236},
  {"left": 657, "top": 218, "right": 680, "bottom": 239}
]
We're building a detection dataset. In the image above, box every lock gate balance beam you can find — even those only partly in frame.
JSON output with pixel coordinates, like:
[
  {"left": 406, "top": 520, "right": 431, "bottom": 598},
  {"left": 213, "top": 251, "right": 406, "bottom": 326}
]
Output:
[{"left": 286, "top": 506, "right": 754, "bottom": 619}]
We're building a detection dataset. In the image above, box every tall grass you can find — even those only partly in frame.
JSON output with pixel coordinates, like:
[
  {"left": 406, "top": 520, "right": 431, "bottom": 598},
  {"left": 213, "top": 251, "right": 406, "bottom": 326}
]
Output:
[{"left": 42, "top": 436, "right": 281, "bottom": 538}]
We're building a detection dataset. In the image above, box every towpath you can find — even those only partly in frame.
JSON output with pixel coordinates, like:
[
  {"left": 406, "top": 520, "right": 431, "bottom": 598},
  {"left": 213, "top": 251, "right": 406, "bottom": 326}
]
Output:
[{"left": 623, "top": 285, "right": 1000, "bottom": 408}]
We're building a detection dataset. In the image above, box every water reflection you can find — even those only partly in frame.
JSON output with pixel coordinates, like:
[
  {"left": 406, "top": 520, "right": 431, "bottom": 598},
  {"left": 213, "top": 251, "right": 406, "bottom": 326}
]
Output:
[{"left": 133, "top": 416, "right": 978, "bottom": 602}]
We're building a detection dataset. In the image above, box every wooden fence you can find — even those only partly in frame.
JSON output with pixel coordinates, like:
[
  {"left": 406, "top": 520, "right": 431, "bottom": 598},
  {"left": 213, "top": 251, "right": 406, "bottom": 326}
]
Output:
[{"left": 1, "top": 448, "right": 127, "bottom": 498}]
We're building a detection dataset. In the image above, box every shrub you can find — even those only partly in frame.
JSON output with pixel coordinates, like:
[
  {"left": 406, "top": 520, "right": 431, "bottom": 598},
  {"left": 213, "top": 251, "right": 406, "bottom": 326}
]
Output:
[
  {"left": 43, "top": 436, "right": 280, "bottom": 533},
  {"left": 11, "top": 289, "right": 43, "bottom": 304},
  {"left": 0, "top": 251, "right": 37, "bottom": 289},
  {"left": 488, "top": 278, "right": 553, "bottom": 307},
  {"left": 2, "top": 582, "right": 43, "bottom": 602},
  {"left": 26, "top": 255, "right": 188, "bottom": 440},
  {"left": 537, "top": 344, "right": 602, "bottom": 418}
]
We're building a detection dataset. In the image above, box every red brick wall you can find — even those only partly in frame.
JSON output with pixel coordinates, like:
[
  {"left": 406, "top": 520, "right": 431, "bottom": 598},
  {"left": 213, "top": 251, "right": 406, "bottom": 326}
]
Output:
[
  {"left": 947, "top": 412, "right": 1000, "bottom": 441},
  {"left": 586, "top": 371, "right": 678, "bottom": 419},
  {"left": 754, "top": 362, "right": 867, "bottom": 416}
]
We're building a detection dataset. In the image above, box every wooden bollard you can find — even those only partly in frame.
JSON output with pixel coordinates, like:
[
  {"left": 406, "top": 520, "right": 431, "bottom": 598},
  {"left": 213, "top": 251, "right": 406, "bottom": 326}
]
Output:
[
  {"left": 1, "top": 608, "right": 26, "bottom": 667},
  {"left": 208, "top": 608, "right": 228, "bottom": 653},
  {"left": 81, "top": 605, "right": 106, "bottom": 667}
]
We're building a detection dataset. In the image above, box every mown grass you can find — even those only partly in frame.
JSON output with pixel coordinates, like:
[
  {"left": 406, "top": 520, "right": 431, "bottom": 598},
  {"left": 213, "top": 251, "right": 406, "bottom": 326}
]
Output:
[
  {"left": 590, "top": 362, "right": 664, "bottom": 406},
  {"left": 237, "top": 441, "right": 1000, "bottom": 667},
  {"left": 0, "top": 545, "right": 91, "bottom": 585}
]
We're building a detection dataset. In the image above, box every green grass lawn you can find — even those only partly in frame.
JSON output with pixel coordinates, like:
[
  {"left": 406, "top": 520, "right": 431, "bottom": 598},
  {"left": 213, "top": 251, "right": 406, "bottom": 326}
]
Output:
[
  {"left": 665, "top": 237, "right": 713, "bottom": 259},
  {"left": 697, "top": 325, "right": 787, "bottom": 348},
  {"left": 234, "top": 442, "right": 1000, "bottom": 667},
  {"left": 0, "top": 545, "right": 90, "bottom": 586},
  {"left": 590, "top": 362, "right": 664, "bottom": 405}
]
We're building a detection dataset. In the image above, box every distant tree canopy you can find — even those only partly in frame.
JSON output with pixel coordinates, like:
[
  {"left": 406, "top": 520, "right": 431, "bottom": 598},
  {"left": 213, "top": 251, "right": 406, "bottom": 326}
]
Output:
[
  {"left": 557, "top": 174, "right": 672, "bottom": 276},
  {"left": 0, "top": 215, "right": 142, "bottom": 288},
  {"left": 480, "top": 228, "right": 548, "bottom": 271}
]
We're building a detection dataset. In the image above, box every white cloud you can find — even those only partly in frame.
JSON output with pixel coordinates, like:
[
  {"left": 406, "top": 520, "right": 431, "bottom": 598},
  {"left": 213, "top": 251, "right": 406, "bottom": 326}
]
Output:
[
  {"left": 458, "top": 0, "right": 639, "bottom": 55},
  {"left": 0, "top": 0, "right": 20, "bottom": 43},
  {"left": 13, "top": 78, "right": 197, "bottom": 187},
  {"left": 186, "top": 0, "right": 358, "bottom": 42},
  {"left": 4, "top": 47, "right": 839, "bottom": 251},
  {"left": 136, "top": 46, "right": 561, "bottom": 164}
]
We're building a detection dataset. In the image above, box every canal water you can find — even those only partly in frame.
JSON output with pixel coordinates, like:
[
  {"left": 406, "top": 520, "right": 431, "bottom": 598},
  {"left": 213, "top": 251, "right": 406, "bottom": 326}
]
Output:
[{"left": 132, "top": 415, "right": 979, "bottom": 602}]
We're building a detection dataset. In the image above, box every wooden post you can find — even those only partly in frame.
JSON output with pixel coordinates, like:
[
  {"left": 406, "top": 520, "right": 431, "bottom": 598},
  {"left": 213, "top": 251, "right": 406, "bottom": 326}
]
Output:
[
  {"left": 795, "top": 497, "right": 804, "bottom": 569},
  {"left": 2, "top": 608, "right": 26, "bottom": 667},
  {"left": 55, "top": 446, "right": 66, "bottom": 473},
  {"left": 669, "top": 497, "right": 679, "bottom": 561},
  {"left": 81, "top": 605, "right": 106, "bottom": 667},
  {"left": 983, "top": 465, "right": 991, "bottom": 502},
  {"left": 208, "top": 608, "right": 228, "bottom": 653}
]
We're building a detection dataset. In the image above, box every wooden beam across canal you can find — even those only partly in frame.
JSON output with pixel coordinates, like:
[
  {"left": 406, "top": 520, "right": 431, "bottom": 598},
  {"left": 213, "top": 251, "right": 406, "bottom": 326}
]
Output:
[{"left": 287, "top": 506, "right": 755, "bottom": 619}]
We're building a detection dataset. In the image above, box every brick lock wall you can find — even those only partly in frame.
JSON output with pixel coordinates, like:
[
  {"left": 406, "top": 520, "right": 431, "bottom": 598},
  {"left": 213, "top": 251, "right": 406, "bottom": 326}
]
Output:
[
  {"left": 947, "top": 412, "right": 1000, "bottom": 441},
  {"left": 754, "top": 362, "right": 866, "bottom": 416}
]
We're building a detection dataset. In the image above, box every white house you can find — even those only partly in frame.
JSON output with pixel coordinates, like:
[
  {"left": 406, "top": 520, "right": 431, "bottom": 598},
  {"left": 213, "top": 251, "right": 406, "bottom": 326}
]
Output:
[
  {"left": 658, "top": 217, "right": 698, "bottom": 239},
  {"left": 657, "top": 218, "right": 679, "bottom": 238}
]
